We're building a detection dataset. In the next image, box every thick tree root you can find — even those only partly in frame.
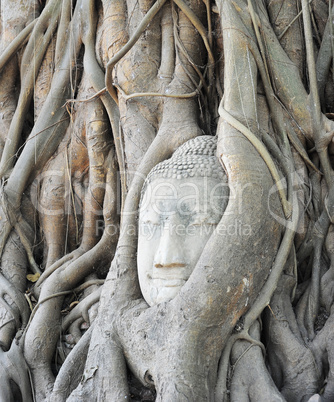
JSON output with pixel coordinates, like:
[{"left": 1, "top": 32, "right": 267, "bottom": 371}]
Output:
[
  {"left": 50, "top": 326, "right": 93, "bottom": 402},
  {"left": 265, "top": 275, "right": 320, "bottom": 400},
  {"left": 229, "top": 321, "right": 285, "bottom": 402},
  {"left": 61, "top": 286, "right": 102, "bottom": 333},
  {"left": 0, "top": 342, "right": 33, "bottom": 402}
]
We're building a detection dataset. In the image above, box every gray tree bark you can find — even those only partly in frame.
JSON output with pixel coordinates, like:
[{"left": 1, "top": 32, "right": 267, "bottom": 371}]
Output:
[{"left": 0, "top": 0, "right": 334, "bottom": 401}]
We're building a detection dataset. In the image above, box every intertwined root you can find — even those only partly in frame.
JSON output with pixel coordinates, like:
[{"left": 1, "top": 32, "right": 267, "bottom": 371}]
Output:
[{"left": 1, "top": 0, "right": 334, "bottom": 400}]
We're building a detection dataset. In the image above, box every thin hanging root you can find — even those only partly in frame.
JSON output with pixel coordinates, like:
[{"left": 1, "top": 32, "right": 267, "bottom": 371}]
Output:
[
  {"left": 203, "top": 0, "right": 212, "bottom": 48},
  {"left": 55, "top": 0, "right": 73, "bottom": 63},
  {"left": 301, "top": 0, "right": 321, "bottom": 122},
  {"left": 269, "top": 94, "right": 321, "bottom": 175},
  {"left": 330, "top": 0, "right": 334, "bottom": 82},
  {"left": 28, "top": 273, "right": 104, "bottom": 336},
  {"left": 24, "top": 294, "right": 33, "bottom": 312},
  {"left": 20, "top": 0, "right": 60, "bottom": 70},
  {"left": 231, "top": 343, "right": 258, "bottom": 374},
  {"left": 203, "top": 4, "right": 213, "bottom": 96},
  {"left": 302, "top": 0, "right": 333, "bottom": 182},
  {"left": 304, "top": 211, "right": 330, "bottom": 339},
  {"left": 0, "top": 193, "right": 40, "bottom": 274},
  {"left": 61, "top": 287, "right": 102, "bottom": 333},
  {"left": 114, "top": 83, "right": 201, "bottom": 101},
  {"left": 65, "top": 151, "right": 79, "bottom": 245},
  {"left": 0, "top": 1, "right": 62, "bottom": 177},
  {"left": 218, "top": 104, "right": 291, "bottom": 218},
  {"left": 277, "top": 0, "right": 312, "bottom": 40},
  {"left": 0, "top": 273, "right": 30, "bottom": 327},
  {"left": 14, "top": 221, "right": 40, "bottom": 275},
  {"left": 106, "top": 0, "right": 212, "bottom": 103},
  {"left": 216, "top": 173, "right": 299, "bottom": 400},
  {"left": 105, "top": 0, "right": 169, "bottom": 103},
  {"left": 171, "top": 6, "right": 208, "bottom": 93},
  {"left": 173, "top": 0, "right": 214, "bottom": 66},
  {"left": 243, "top": 175, "right": 298, "bottom": 329},
  {"left": 310, "top": 6, "right": 321, "bottom": 47},
  {"left": 247, "top": 0, "right": 270, "bottom": 83},
  {"left": 285, "top": 129, "right": 322, "bottom": 175},
  {"left": 52, "top": 325, "right": 93, "bottom": 400},
  {"left": 64, "top": 88, "right": 107, "bottom": 107},
  {"left": 3, "top": 0, "right": 82, "bottom": 206},
  {"left": 246, "top": 39, "right": 320, "bottom": 175},
  {"left": 0, "top": 298, "right": 20, "bottom": 330},
  {"left": 0, "top": 19, "right": 38, "bottom": 72}
]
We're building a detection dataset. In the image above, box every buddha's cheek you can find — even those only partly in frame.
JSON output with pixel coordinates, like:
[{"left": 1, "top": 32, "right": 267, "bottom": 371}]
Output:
[
  {"left": 137, "top": 250, "right": 153, "bottom": 305},
  {"left": 182, "top": 228, "right": 215, "bottom": 268},
  {"left": 138, "top": 269, "right": 154, "bottom": 306}
]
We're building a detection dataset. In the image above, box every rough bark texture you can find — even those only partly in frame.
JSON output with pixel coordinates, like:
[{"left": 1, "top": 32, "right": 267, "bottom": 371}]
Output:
[{"left": 1, "top": 0, "right": 334, "bottom": 401}]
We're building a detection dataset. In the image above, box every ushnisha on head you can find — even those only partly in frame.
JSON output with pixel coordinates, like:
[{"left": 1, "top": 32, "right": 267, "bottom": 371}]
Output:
[
  {"left": 141, "top": 135, "right": 226, "bottom": 195},
  {"left": 138, "top": 135, "right": 228, "bottom": 306}
]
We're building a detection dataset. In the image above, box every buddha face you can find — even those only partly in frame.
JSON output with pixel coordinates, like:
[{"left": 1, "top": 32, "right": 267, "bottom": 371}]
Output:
[{"left": 138, "top": 176, "right": 227, "bottom": 306}]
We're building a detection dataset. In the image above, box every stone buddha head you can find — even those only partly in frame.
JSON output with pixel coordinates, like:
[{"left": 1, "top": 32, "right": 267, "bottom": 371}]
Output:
[{"left": 138, "top": 136, "right": 228, "bottom": 306}]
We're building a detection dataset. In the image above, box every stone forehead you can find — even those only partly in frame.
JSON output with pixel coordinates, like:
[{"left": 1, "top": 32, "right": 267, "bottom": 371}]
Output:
[{"left": 143, "top": 135, "right": 226, "bottom": 189}]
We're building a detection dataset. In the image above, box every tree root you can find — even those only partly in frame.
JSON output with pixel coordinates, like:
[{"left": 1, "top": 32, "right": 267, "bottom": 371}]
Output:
[
  {"left": 67, "top": 318, "right": 85, "bottom": 345},
  {"left": 316, "top": 3, "right": 334, "bottom": 106},
  {"left": 23, "top": 224, "right": 115, "bottom": 399},
  {"left": 0, "top": 0, "right": 62, "bottom": 176},
  {"left": 50, "top": 325, "right": 93, "bottom": 402},
  {"left": 105, "top": 0, "right": 169, "bottom": 103},
  {"left": 265, "top": 273, "right": 320, "bottom": 401},
  {"left": 228, "top": 321, "right": 285, "bottom": 402},
  {"left": 0, "top": 19, "right": 38, "bottom": 72},
  {"left": 34, "top": 249, "right": 83, "bottom": 295},
  {"left": 173, "top": 0, "right": 214, "bottom": 66},
  {"left": 0, "top": 273, "right": 29, "bottom": 331},
  {"left": 0, "top": 342, "right": 33, "bottom": 402},
  {"left": 61, "top": 286, "right": 102, "bottom": 333},
  {"left": 311, "top": 306, "right": 334, "bottom": 400},
  {"left": 219, "top": 104, "right": 291, "bottom": 218},
  {"left": 114, "top": 82, "right": 201, "bottom": 101}
]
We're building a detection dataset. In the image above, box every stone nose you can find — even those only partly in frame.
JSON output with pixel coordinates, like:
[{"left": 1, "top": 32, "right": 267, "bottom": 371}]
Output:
[{"left": 153, "top": 223, "right": 185, "bottom": 268}]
